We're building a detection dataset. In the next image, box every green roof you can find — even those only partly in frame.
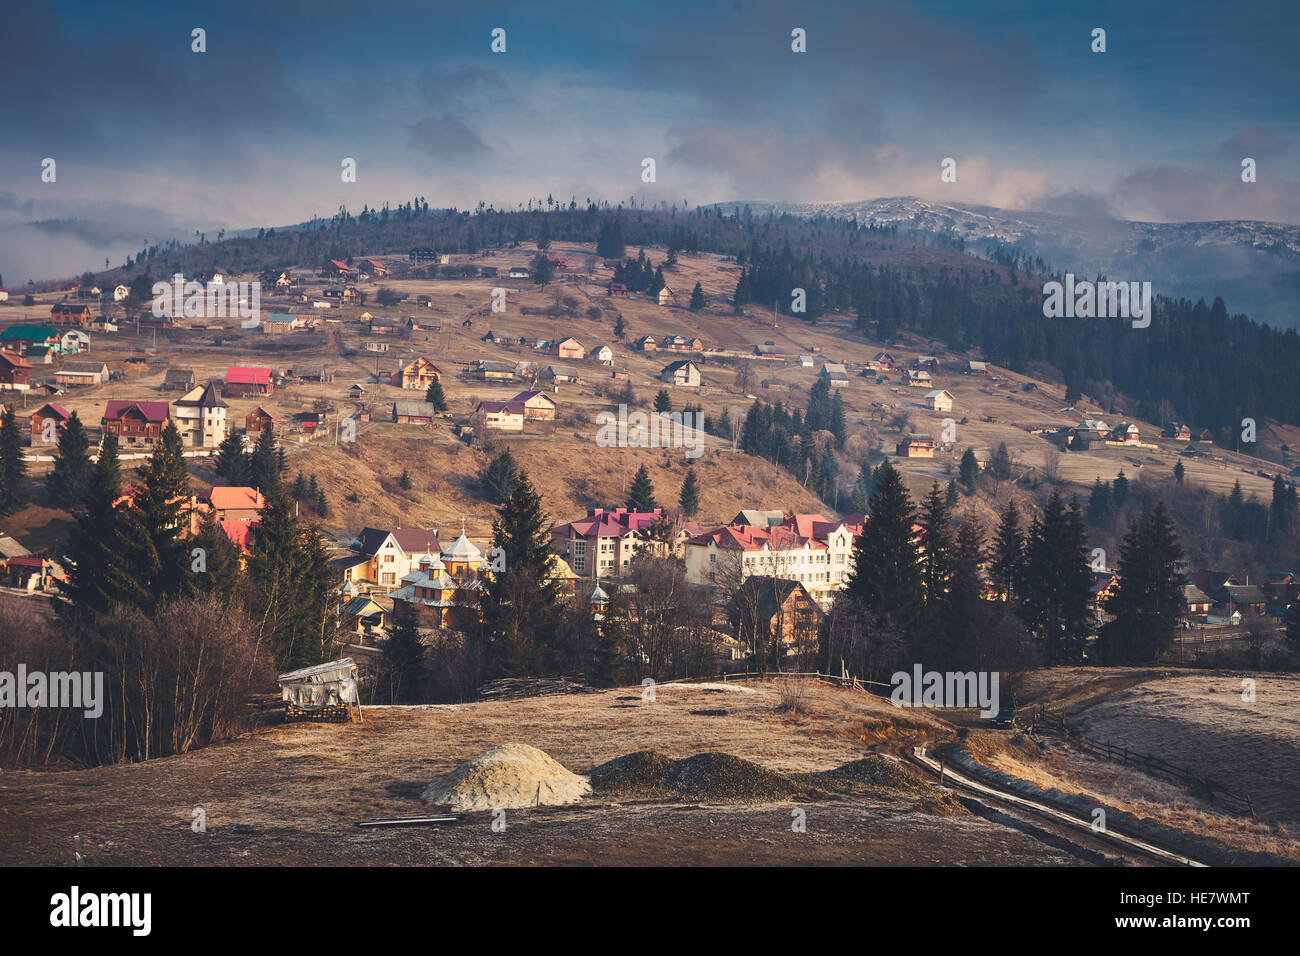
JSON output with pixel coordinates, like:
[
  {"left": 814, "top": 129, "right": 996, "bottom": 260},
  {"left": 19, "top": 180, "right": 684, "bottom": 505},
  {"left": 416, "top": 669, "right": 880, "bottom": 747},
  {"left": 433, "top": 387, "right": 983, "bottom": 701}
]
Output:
[{"left": 0, "top": 325, "right": 58, "bottom": 341}]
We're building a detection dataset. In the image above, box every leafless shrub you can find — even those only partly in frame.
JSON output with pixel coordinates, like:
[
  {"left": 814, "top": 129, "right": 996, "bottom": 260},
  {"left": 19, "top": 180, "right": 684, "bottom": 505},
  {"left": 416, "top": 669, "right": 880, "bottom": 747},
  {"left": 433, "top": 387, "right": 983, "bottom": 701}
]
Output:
[{"left": 775, "top": 677, "right": 811, "bottom": 714}]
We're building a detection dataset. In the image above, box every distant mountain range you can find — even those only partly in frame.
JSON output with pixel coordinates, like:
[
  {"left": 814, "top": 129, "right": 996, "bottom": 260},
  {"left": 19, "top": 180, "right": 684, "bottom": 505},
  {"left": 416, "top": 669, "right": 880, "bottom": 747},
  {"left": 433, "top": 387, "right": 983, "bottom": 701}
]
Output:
[{"left": 717, "top": 198, "right": 1300, "bottom": 332}]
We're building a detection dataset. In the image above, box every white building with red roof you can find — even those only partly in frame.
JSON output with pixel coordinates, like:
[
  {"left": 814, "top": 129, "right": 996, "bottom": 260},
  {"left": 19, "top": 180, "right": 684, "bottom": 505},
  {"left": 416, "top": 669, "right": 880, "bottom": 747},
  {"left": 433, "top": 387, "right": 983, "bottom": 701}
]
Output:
[
  {"left": 684, "top": 513, "right": 864, "bottom": 606},
  {"left": 550, "top": 508, "right": 701, "bottom": 579}
]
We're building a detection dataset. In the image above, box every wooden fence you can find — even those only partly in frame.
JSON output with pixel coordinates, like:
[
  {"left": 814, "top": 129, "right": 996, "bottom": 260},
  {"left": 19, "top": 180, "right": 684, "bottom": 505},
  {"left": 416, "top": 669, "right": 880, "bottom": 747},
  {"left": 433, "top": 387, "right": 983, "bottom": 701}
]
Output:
[{"left": 1027, "top": 706, "right": 1254, "bottom": 817}]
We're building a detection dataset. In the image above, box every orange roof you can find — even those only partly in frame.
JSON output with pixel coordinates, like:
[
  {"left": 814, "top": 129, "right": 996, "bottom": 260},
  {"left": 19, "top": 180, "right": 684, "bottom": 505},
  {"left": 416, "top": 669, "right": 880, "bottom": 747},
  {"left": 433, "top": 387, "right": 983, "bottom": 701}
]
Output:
[{"left": 208, "top": 487, "right": 265, "bottom": 511}]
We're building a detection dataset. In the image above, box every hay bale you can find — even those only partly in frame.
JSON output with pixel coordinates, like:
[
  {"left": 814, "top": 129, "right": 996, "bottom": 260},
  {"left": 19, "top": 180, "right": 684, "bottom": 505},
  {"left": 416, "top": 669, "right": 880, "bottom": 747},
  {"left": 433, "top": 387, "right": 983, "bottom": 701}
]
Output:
[{"left": 422, "top": 743, "right": 591, "bottom": 811}]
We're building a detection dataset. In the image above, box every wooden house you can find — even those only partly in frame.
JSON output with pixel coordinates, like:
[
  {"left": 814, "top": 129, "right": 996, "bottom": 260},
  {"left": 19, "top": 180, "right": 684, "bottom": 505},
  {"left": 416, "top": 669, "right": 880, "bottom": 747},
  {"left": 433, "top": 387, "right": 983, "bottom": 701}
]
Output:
[
  {"left": 102, "top": 400, "right": 170, "bottom": 448},
  {"left": 896, "top": 436, "right": 937, "bottom": 458},
  {"left": 245, "top": 406, "right": 275, "bottom": 436},
  {"left": 391, "top": 356, "right": 442, "bottom": 390},
  {"left": 225, "top": 367, "right": 273, "bottom": 397}
]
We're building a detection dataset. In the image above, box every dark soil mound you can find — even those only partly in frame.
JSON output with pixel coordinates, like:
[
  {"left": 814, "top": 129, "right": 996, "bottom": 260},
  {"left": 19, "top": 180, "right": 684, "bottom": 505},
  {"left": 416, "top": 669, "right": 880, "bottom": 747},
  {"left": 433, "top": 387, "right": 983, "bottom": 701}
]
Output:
[{"left": 588, "top": 750, "right": 818, "bottom": 803}]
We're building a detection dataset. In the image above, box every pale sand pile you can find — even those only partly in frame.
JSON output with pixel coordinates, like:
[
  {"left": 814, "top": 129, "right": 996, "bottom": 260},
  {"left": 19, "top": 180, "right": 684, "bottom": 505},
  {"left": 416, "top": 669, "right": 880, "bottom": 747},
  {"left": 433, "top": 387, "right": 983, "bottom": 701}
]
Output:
[{"left": 421, "top": 743, "right": 591, "bottom": 811}]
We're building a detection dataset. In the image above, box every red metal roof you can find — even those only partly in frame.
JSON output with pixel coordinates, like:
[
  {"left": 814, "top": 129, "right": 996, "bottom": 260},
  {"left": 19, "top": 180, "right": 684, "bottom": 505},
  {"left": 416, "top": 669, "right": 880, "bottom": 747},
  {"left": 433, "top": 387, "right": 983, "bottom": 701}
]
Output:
[
  {"left": 104, "top": 400, "right": 169, "bottom": 423},
  {"left": 226, "top": 367, "right": 272, "bottom": 385}
]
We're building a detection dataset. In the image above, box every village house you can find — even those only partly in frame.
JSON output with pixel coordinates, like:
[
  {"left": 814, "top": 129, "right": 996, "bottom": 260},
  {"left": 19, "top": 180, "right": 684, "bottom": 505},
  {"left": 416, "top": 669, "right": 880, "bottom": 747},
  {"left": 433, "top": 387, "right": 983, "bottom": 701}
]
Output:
[
  {"left": 873, "top": 351, "right": 898, "bottom": 370},
  {"left": 49, "top": 303, "right": 92, "bottom": 326},
  {"left": 324, "top": 259, "right": 353, "bottom": 276},
  {"left": 102, "top": 400, "right": 170, "bottom": 448},
  {"left": 55, "top": 359, "right": 108, "bottom": 387},
  {"left": 728, "top": 577, "right": 824, "bottom": 650},
  {"left": 797, "top": 354, "right": 814, "bottom": 368},
  {"left": 362, "top": 259, "right": 389, "bottom": 277},
  {"left": 508, "top": 266, "right": 530, "bottom": 279},
  {"left": 896, "top": 436, "right": 937, "bottom": 458},
  {"left": 0, "top": 352, "right": 34, "bottom": 390},
  {"left": 592, "top": 344, "right": 614, "bottom": 365},
  {"left": 0, "top": 325, "right": 60, "bottom": 355},
  {"left": 224, "top": 366, "right": 273, "bottom": 397},
  {"left": 925, "top": 389, "right": 955, "bottom": 412},
  {"left": 966, "top": 360, "right": 989, "bottom": 375},
  {"left": 510, "top": 390, "right": 558, "bottom": 421},
  {"left": 903, "top": 369, "right": 933, "bottom": 388},
  {"left": 1163, "top": 423, "right": 1192, "bottom": 440},
  {"left": 261, "top": 313, "right": 301, "bottom": 335},
  {"left": 368, "top": 317, "right": 402, "bottom": 335},
  {"left": 634, "top": 335, "right": 657, "bottom": 351},
  {"left": 660, "top": 359, "right": 701, "bottom": 387},
  {"left": 389, "top": 534, "right": 497, "bottom": 628},
  {"left": 406, "top": 315, "right": 442, "bottom": 333},
  {"left": 550, "top": 336, "right": 586, "bottom": 360},
  {"left": 821, "top": 362, "right": 849, "bottom": 386},
  {"left": 541, "top": 364, "right": 580, "bottom": 384},
  {"left": 684, "top": 513, "right": 863, "bottom": 607},
  {"left": 208, "top": 486, "right": 265, "bottom": 523},
  {"left": 472, "top": 400, "right": 526, "bottom": 432},
  {"left": 394, "top": 400, "right": 439, "bottom": 425},
  {"left": 660, "top": 334, "right": 703, "bottom": 352},
  {"left": 1109, "top": 422, "right": 1141, "bottom": 445},
  {"left": 754, "top": 345, "right": 784, "bottom": 359},
  {"left": 657, "top": 287, "right": 676, "bottom": 307},
  {"left": 550, "top": 508, "right": 702, "bottom": 580},
  {"left": 172, "top": 382, "right": 229, "bottom": 448},
  {"left": 347, "top": 527, "right": 447, "bottom": 589},
  {"left": 473, "top": 360, "right": 515, "bottom": 382},
  {"left": 30, "top": 403, "right": 71, "bottom": 443},
  {"left": 245, "top": 406, "right": 275, "bottom": 436},
  {"left": 60, "top": 329, "right": 90, "bottom": 353},
  {"left": 608, "top": 282, "right": 628, "bottom": 296},
  {"left": 391, "top": 356, "right": 442, "bottom": 390}
]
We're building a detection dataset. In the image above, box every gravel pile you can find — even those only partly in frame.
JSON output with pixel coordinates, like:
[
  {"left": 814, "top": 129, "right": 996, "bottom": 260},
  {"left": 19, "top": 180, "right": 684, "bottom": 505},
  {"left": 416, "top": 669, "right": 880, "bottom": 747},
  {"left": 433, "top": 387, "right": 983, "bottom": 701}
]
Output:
[
  {"left": 589, "top": 750, "right": 818, "bottom": 803},
  {"left": 422, "top": 743, "right": 591, "bottom": 811}
]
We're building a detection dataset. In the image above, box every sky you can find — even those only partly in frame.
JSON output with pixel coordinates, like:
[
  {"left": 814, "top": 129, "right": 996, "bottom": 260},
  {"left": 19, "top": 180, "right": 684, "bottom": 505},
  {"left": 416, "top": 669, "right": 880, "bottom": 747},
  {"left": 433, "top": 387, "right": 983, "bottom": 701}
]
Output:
[{"left": 1, "top": 0, "right": 1297, "bottom": 283}]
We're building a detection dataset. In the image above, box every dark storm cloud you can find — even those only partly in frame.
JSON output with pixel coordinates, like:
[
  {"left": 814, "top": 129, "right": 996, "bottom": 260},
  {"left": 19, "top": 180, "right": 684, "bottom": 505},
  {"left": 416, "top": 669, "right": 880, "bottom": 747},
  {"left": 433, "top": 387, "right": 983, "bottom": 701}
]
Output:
[
  {"left": 0, "top": 5, "right": 312, "bottom": 162},
  {"left": 407, "top": 115, "right": 491, "bottom": 160},
  {"left": 417, "top": 66, "right": 505, "bottom": 105},
  {"left": 1218, "top": 125, "right": 1291, "bottom": 159}
]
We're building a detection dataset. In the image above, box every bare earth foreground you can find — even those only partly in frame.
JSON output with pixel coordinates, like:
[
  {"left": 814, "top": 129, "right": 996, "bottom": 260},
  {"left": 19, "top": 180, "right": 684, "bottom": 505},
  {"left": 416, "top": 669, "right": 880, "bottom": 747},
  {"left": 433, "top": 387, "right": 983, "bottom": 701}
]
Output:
[{"left": 1, "top": 682, "right": 1084, "bottom": 866}]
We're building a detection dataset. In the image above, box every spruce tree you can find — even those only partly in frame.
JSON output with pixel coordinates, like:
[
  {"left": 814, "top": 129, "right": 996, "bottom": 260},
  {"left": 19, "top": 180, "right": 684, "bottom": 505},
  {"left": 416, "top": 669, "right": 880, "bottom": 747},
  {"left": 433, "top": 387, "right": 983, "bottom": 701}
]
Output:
[
  {"left": 1098, "top": 502, "right": 1185, "bottom": 664},
  {"left": 613, "top": 314, "right": 625, "bottom": 339},
  {"left": 959, "top": 448, "right": 979, "bottom": 495},
  {"left": 476, "top": 470, "right": 563, "bottom": 676},
  {"left": 829, "top": 391, "right": 846, "bottom": 447},
  {"left": 46, "top": 411, "right": 92, "bottom": 506},
  {"left": 991, "top": 500, "right": 1025, "bottom": 603},
  {"left": 425, "top": 377, "right": 448, "bottom": 412},
  {"left": 626, "top": 464, "right": 658, "bottom": 512},
  {"left": 1173, "top": 460, "right": 1185, "bottom": 485},
  {"left": 132, "top": 420, "right": 192, "bottom": 605},
  {"left": 654, "top": 389, "right": 672, "bottom": 413},
  {"left": 0, "top": 405, "right": 28, "bottom": 515},
  {"left": 1020, "top": 492, "right": 1093, "bottom": 665},
  {"left": 249, "top": 427, "right": 282, "bottom": 492},
  {"left": 189, "top": 508, "right": 240, "bottom": 600},
  {"left": 314, "top": 487, "right": 329, "bottom": 517},
  {"left": 990, "top": 442, "right": 1012, "bottom": 481},
  {"left": 292, "top": 471, "right": 308, "bottom": 500},
  {"left": 398, "top": 468, "right": 412, "bottom": 490},
  {"left": 482, "top": 448, "right": 518, "bottom": 505},
  {"left": 844, "top": 460, "right": 922, "bottom": 630},
  {"left": 1112, "top": 469, "right": 1130, "bottom": 509},
  {"left": 382, "top": 598, "right": 427, "bottom": 703},
  {"left": 61, "top": 433, "right": 151, "bottom": 615},
  {"left": 689, "top": 282, "right": 706, "bottom": 311},
  {"left": 1087, "top": 478, "right": 1113, "bottom": 525},
  {"left": 214, "top": 431, "right": 249, "bottom": 485},
  {"left": 678, "top": 466, "right": 700, "bottom": 518},
  {"left": 945, "top": 478, "right": 958, "bottom": 509}
]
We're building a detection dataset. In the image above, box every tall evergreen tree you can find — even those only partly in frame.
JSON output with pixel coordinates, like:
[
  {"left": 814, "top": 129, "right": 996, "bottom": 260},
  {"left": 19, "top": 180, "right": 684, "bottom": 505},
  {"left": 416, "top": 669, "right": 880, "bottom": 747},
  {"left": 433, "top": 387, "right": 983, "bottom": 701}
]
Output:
[
  {"left": 61, "top": 433, "right": 152, "bottom": 615},
  {"left": 1098, "top": 502, "right": 1186, "bottom": 664},
  {"left": 1020, "top": 492, "right": 1093, "bottom": 665},
  {"left": 654, "top": 389, "right": 672, "bottom": 413},
  {"left": 249, "top": 427, "right": 282, "bottom": 492},
  {"left": 959, "top": 448, "right": 979, "bottom": 495},
  {"left": 0, "top": 405, "right": 28, "bottom": 515},
  {"left": 482, "top": 449, "right": 518, "bottom": 505},
  {"left": 991, "top": 500, "right": 1025, "bottom": 603},
  {"left": 844, "top": 461, "right": 922, "bottom": 630},
  {"left": 45, "top": 411, "right": 92, "bottom": 505},
  {"left": 425, "top": 377, "right": 448, "bottom": 412},
  {"left": 678, "top": 466, "right": 701, "bottom": 518},
  {"left": 382, "top": 598, "right": 427, "bottom": 703},
  {"left": 131, "top": 420, "right": 192, "bottom": 605},
  {"left": 189, "top": 508, "right": 241, "bottom": 600},
  {"left": 1112, "top": 469, "right": 1130, "bottom": 509},
  {"left": 627, "top": 464, "right": 658, "bottom": 511},
  {"left": 476, "top": 470, "right": 563, "bottom": 676},
  {"left": 689, "top": 281, "right": 706, "bottom": 311},
  {"left": 214, "top": 431, "right": 249, "bottom": 485}
]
